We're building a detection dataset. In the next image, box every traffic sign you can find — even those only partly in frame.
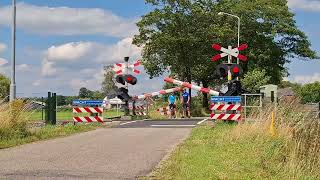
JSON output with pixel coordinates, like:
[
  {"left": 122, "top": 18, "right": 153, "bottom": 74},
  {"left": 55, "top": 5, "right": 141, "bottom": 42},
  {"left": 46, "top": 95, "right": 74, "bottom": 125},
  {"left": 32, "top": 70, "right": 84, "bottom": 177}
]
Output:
[
  {"left": 72, "top": 100, "right": 103, "bottom": 106},
  {"left": 113, "top": 60, "right": 142, "bottom": 75},
  {"left": 211, "top": 44, "right": 248, "bottom": 62},
  {"left": 211, "top": 96, "right": 241, "bottom": 103}
]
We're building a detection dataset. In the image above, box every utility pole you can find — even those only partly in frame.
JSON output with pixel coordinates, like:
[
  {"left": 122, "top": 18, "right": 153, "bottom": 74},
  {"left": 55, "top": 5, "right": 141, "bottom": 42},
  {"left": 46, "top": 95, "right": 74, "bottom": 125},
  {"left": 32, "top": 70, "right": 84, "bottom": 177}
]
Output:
[
  {"left": 10, "top": 0, "right": 17, "bottom": 102},
  {"left": 124, "top": 57, "right": 130, "bottom": 115}
]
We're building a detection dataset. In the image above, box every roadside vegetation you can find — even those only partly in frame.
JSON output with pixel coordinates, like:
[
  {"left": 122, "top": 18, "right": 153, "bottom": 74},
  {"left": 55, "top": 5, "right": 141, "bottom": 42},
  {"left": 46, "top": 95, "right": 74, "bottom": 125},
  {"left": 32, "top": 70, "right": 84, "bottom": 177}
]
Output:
[
  {"left": 0, "top": 100, "right": 104, "bottom": 149},
  {"left": 148, "top": 100, "right": 320, "bottom": 179}
]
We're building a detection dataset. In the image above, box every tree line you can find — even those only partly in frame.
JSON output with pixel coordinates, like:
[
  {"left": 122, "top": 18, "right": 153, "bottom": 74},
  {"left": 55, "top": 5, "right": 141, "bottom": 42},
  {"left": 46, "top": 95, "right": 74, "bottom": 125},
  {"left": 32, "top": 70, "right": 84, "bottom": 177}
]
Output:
[{"left": 133, "top": 0, "right": 317, "bottom": 107}]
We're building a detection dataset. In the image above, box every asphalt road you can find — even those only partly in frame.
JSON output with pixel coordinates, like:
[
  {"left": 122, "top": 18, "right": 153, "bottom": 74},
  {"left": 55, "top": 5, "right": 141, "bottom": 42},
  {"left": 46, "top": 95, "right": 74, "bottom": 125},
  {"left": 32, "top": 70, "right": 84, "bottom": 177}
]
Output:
[
  {"left": 0, "top": 119, "right": 206, "bottom": 180},
  {"left": 118, "top": 119, "right": 204, "bottom": 128}
]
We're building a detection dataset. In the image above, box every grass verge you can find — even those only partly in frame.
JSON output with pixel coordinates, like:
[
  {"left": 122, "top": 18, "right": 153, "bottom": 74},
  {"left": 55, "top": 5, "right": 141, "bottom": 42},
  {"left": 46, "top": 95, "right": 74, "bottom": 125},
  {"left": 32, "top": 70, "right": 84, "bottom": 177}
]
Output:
[
  {"left": 148, "top": 119, "right": 319, "bottom": 179},
  {"left": 1, "top": 100, "right": 105, "bottom": 149},
  {"left": 29, "top": 110, "right": 124, "bottom": 121},
  {"left": 0, "top": 123, "right": 103, "bottom": 149}
]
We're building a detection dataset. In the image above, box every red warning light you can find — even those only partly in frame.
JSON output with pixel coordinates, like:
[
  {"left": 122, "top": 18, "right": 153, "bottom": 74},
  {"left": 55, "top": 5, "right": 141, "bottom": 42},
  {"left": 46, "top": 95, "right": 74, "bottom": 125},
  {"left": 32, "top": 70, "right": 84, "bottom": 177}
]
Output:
[
  {"left": 127, "top": 77, "right": 133, "bottom": 82},
  {"left": 233, "top": 66, "right": 239, "bottom": 73}
]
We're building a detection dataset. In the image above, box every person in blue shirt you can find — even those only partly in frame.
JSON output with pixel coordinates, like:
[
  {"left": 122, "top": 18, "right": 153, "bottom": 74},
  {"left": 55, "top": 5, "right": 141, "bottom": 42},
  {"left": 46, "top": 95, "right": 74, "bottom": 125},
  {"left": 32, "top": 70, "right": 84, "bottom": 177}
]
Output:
[
  {"left": 181, "top": 89, "right": 190, "bottom": 118},
  {"left": 168, "top": 93, "right": 176, "bottom": 118}
]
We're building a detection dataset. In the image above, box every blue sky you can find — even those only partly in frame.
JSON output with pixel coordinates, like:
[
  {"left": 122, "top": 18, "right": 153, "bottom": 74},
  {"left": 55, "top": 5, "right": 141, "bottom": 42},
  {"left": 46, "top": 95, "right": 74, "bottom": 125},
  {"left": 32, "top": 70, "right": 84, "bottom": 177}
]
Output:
[{"left": 0, "top": 0, "right": 319, "bottom": 97}]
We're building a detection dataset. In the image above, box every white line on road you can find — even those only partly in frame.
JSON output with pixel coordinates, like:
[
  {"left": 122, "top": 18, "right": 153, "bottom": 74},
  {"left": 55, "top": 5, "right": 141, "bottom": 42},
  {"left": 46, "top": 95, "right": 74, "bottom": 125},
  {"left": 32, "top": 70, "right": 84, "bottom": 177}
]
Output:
[
  {"left": 150, "top": 125, "right": 196, "bottom": 127},
  {"left": 120, "top": 121, "right": 138, "bottom": 126},
  {"left": 197, "top": 119, "right": 208, "bottom": 125}
]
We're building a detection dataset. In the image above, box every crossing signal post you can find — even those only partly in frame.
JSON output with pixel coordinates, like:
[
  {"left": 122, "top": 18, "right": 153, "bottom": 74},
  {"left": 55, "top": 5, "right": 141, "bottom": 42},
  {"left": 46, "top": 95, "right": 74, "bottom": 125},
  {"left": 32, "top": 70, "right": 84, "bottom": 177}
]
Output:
[
  {"left": 113, "top": 57, "right": 141, "bottom": 116},
  {"left": 212, "top": 44, "right": 248, "bottom": 96}
]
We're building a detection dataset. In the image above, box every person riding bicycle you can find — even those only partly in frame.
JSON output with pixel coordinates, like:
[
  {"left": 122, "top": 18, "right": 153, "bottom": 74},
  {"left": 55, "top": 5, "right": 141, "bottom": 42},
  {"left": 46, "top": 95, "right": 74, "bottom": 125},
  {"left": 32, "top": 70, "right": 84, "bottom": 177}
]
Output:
[
  {"left": 181, "top": 89, "right": 191, "bottom": 118},
  {"left": 168, "top": 93, "right": 176, "bottom": 118}
]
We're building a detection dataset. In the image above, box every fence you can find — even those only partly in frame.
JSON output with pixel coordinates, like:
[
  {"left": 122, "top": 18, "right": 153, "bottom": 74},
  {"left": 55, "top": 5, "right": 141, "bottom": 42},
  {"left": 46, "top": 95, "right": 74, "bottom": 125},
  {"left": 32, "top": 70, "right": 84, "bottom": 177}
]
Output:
[{"left": 241, "top": 94, "right": 263, "bottom": 122}]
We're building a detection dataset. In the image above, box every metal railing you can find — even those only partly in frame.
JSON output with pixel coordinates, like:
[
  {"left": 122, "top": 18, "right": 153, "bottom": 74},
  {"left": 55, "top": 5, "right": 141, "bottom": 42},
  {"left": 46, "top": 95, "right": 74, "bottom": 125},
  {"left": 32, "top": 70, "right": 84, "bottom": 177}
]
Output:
[{"left": 241, "top": 94, "right": 263, "bottom": 121}]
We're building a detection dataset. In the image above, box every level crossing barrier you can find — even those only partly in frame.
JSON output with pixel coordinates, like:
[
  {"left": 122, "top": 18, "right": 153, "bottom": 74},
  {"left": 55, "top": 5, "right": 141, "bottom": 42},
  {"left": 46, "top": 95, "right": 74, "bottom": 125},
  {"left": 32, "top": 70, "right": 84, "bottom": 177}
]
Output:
[
  {"left": 73, "top": 107, "right": 104, "bottom": 123},
  {"left": 133, "top": 87, "right": 182, "bottom": 100},
  {"left": 130, "top": 105, "right": 147, "bottom": 116},
  {"left": 164, "top": 77, "right": 220, "bottom": 96}
]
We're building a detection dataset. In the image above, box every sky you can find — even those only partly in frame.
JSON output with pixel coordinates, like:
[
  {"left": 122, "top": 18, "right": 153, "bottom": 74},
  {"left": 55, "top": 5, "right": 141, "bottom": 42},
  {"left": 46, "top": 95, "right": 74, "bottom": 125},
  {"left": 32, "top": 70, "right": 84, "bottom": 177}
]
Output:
[{"left": 0, "top": 0, "right": 319, "bottom": 97}]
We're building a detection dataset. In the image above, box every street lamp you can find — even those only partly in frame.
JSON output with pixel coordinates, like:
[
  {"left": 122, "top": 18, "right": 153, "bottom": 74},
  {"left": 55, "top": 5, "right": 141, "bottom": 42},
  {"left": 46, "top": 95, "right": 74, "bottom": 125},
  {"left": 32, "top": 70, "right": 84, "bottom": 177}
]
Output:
[
  {"left": 10, "top": 0, "right": 17, "bottom": 102},
  {"left": 218, "top": 12, "right": 240, "bottom": 64}
]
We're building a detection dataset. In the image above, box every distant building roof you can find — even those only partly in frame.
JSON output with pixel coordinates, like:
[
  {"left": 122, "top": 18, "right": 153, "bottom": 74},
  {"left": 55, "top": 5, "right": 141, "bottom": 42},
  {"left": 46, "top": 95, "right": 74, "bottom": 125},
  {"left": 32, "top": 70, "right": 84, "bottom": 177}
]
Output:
[{"left": 278, "top": 87, "right": 295, "bottom": 98}]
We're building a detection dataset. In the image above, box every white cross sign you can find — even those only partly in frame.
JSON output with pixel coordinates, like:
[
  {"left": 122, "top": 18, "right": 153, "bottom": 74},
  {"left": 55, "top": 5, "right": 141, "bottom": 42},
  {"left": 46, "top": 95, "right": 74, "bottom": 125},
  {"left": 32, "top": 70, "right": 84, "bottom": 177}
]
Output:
[{"left": 211, "top": 44, "right": 248, "bottom": 62}]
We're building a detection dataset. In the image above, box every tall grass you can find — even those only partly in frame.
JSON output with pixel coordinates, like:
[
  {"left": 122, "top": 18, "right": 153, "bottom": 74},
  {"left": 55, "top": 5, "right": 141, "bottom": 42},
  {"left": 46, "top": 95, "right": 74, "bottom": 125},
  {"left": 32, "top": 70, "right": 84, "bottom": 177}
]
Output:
[
  {"left": 0, "top": 100, "right": 32, "bottom": 140},
  {"left": 0, "top": 99, "right": 104, "bottom": 149},
  {"left": 237, "top": 99, "right": 320, "bottom": 178}
]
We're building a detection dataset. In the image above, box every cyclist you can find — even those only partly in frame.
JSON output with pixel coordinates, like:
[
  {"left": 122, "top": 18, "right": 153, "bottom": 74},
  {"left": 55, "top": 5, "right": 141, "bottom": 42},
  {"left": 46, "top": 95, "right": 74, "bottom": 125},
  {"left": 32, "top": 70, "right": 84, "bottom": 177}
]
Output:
[
  {"left": 168, "top": 93, "right": 176, "bottom": 118},
  {"left": 181, "top": 89, "right": 190, "bottom": 118}
]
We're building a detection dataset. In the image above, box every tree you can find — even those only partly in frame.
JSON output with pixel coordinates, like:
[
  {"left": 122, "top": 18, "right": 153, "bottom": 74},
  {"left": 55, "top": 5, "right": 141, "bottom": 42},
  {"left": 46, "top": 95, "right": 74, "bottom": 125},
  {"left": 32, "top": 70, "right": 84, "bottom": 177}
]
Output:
[
  {"left": 56, "top": 95, "right": 67, "bottom": 106},
  {"left": 296, "top": 82, "right": 320, "bottom": 103},
  {"left": 241, "top": 68, "right": 271, "bottom": 93},
  {"left": 133, "top": 0, "right": 316, "bottom": 106},
  {"left": 0, "top": 73, "right": 10, "bottom": 99},
  {"left": 65, "top": 96, "right": 78, "bottom": 105},
  {"left": 101, "top": 65, "right": 117, "bottom": 96},
  {"left": 78, "top": 87, "right": 93, "bottom": 99},
  {"left": 91, "top": 91, "right": 105, "bottom": 100}
]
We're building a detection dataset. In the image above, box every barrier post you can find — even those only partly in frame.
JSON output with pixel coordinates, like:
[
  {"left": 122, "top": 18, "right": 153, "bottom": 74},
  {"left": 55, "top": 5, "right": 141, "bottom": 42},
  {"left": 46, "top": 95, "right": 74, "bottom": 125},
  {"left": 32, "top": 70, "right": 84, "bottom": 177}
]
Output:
[
  {"left": 45, "top": 92, "right": 51, "bottom": 124},
  {"left": 52, "top": 93, "right": 57, "bottom": 125}
]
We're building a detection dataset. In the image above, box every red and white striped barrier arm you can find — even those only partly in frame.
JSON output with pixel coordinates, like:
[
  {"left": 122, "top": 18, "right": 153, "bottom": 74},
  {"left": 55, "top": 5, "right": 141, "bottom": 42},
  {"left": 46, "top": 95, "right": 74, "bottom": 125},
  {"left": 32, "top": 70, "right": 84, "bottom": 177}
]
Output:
[
  {"left": 73, "top": 107, "right": 103, "bottom": 114},
  {"left": 210, "top": 114, "right": 241, "bottom": 121},
  {"left": 73, "top": 116, "right": 104, "bottom": 123},
  {"left": 133, "top": 87, "right": 182, "bottom": 100},
  {"left": 210, "top": 104, "right": 241, "bottom": 111},
  {"left": 164, "top": 77, "right": 220, "bottom": 96}
]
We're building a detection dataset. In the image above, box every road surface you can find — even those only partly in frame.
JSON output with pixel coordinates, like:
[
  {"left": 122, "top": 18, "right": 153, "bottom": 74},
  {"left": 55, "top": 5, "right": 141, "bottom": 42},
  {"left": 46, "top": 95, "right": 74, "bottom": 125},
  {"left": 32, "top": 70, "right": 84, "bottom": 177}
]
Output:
[{"left": 0, "top": 119, "right": 206, "bottom": 179}]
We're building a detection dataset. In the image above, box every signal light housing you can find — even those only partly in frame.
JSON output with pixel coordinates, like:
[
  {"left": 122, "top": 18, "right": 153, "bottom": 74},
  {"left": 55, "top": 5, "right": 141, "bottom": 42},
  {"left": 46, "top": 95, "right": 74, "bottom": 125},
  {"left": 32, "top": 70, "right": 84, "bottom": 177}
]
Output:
[
  {"left": 116, "top": 74, "right": 138, "bottom": 85},
  {"left": 230, "top": 64, "right": 242, "bottom": 78},
  {"left": 124, "top": 74, "right": 137, "bottom": 85},
  {"left": 116, "top": 75, "right": 126, "bottom": 85},
  {"left": 216, "top": 64, "right": 228, "bottom": 78}
]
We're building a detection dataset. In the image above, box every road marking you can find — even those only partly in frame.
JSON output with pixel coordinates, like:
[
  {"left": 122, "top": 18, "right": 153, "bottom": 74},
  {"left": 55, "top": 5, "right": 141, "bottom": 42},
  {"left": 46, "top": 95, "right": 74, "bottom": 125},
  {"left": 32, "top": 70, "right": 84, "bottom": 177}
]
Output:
[
  {"left": 197, "top": 119, "right": 208, "bottom": 125},
  {"left": 120, "top": 121, "right": 138, "bottom": 126},
  {"left": 150, "top": 125, "right": 196, "bottom": 127}
]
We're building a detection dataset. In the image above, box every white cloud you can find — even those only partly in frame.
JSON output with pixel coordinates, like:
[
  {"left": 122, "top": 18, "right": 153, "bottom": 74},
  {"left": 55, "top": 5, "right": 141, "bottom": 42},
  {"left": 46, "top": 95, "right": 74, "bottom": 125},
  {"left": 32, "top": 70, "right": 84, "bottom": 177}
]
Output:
[
  {"left": 32, "top": 80, "right": 40, "bottom": 87},
  {"left": 41, "top": 37, "right": 142, "bottom": 77},
  {"left": 0, "top": 3, "right": 138, "bottom": 37},
  {"left": 0, "top": 58, "right": 8, "bottom": 66},
  {"left": 42, "top": 60, "right": 57, "bottom": 76},
  {"left": 17, "top": 64, "right": 31, "bottom": 72},
  {"left": 0, "top": 43, "right": 7, "bottom": 53},
  {"left": 293, "top": 73, "right": 320, "bottom": 84},
  {"left": 46, "top": 42, "right": 94, "bottom": 61},
  {"left": 287, "top": 0, "right": 320, "bottom": 12}
]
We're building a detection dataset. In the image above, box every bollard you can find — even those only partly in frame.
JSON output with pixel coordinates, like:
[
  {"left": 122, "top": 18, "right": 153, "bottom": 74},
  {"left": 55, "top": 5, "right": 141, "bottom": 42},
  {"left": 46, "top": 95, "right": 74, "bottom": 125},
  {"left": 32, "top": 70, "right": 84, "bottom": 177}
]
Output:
[{"left": 269, "top": 111, "right": 276, "bottom": 137}]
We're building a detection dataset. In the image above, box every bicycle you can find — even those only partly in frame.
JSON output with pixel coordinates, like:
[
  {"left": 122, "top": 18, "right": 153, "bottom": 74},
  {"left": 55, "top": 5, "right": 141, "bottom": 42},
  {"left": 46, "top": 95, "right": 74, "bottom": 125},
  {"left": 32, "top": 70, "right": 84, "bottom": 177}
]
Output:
[{"left": 169, "top": 103, "right": 176, "bottom": 119}]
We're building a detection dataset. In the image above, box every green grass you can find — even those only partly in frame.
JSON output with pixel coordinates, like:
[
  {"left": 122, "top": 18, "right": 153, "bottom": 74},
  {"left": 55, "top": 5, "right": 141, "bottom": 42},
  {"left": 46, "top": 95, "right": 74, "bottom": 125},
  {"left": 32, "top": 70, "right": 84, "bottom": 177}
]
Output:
[
  {"left": 0, "top": 123, "right": 103, "bottom": 149},
  {"left": 147, "top": 123, "right": 318, "bottom": 180},
  {"left": 29, "top": 109, "right": 124, "bottom": 121}
]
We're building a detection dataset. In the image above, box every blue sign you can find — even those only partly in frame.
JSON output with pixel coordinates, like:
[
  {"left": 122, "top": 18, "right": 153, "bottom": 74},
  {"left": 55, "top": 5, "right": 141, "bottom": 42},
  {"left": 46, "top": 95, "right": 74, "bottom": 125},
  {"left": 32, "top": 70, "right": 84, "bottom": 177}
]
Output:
[
  {"left": 211, "top": 96, "right": 241, "bottom": 103},
  {"left": 72, "top": 100, "right": 103, "bottom": 106}
]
